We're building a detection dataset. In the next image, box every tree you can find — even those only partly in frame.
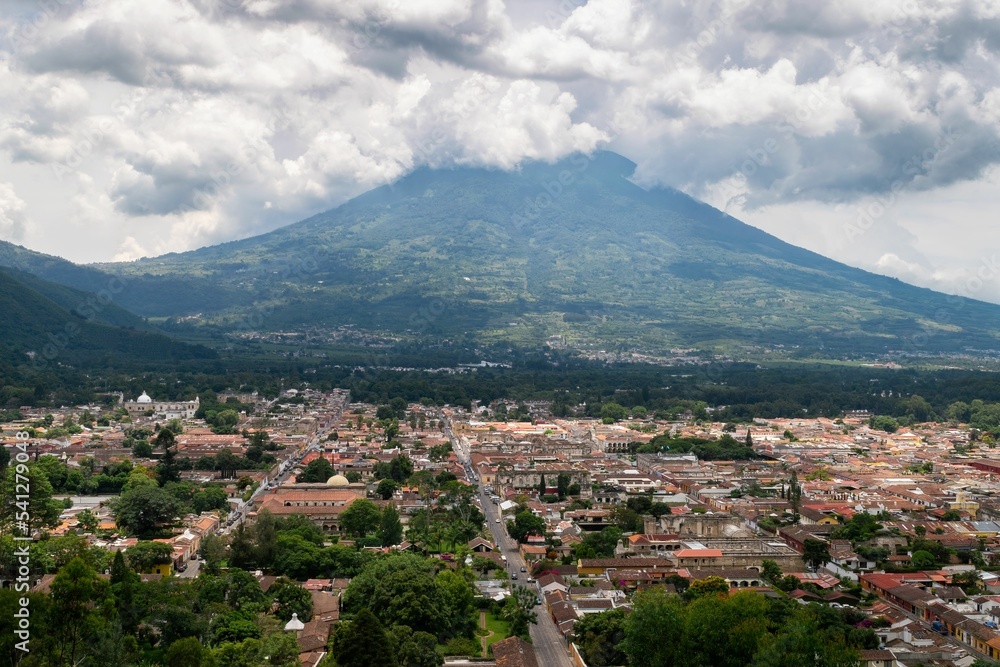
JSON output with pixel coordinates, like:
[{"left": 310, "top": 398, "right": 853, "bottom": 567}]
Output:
[
  {"left": 343, "top": 553, "right": 454, "bottom": 637},
  {"left": 557, "top": 472, "right": 571, "bottom": 500},
  {"left": 538, "top": 474, "right": 546, "bottom": 497},
  {"left": 75, "top": 508, "right": 98, "bottom": 533},
  {"left": 572, "top": 607, "right": 628, "bottom": 667},
  {"left": 50, "top": 556, "right": 107, "bottom": 666},
  {"left": 111, "top": 484, "right": 181, "bottom": 535},
  {"left": 211, "top": 409, "right": 240, "bottom": 434},
  {"left": 166, "top": 637, "right": 207, "bottom": 667},
  {"left": 761, "top": 559, "right": 782, "bottom": 584},
  {"left": 224, "top": 568, "right": 268, "bottom": 611},
  {"left": 122, "top": 466, "right": 157, "bottom": 492},
  {"left": 271, "top": 577, "right": 314, "bottom": 622},
  {"left": 620, "top": 587, "right": 686, "bottom": 667},
  {"left": 132, "top": 440, "right": 153, "bottom": 457},
  {"left": 215, "top": 450, "right": 240, "bottom": 479},
  {"left": 750, "top": 610, "right": 859, "bottom": 667},
  {"left": 502, "top": 586, "right": 539, "bottom": 638},
  {"left": 952, "top": 570, "right": 983, "bottom": 593},
  {"left": 685, "top": 576, "right": 731, "bottom": 600},
  {"left": 377, "top": 479, "right": 400, "bottom": 500},
  {"left": 330, "top": 608, "right": 397, "bottom": 667},
  {"left": 787, "top": 471, "right": 802, "bottom": 515},
  {"left": 228, "top": 523, "right": 258, "bottom": 570},
  {"left": 869, "top": 415, "right": 899, "bottom": 433},
  {"left": 390, "top": 624, "right": 443, "bottom": 667},
  {"left": 506, "top": 510, "right": 546, "bottom": 543},
  {"left": 341, "top": 498, "right": 382, "bottom": 537},
  {"left": 685, "top": 591, "right": 770, "bottom": 667},
  {"left": 193, "top": 486, "right": 229, "bottom": 513},
  {"left": 297, "top": 457, "right": 334, "bottom": 483},
  {"left": 155, "top": 427, "right": 176, "bottom": 449},
  {"left": 124, "top": 541, "right": 173, "bottom": 573},
  {"left": 599, "top": 402, "right": 628, "bottom": 422},
  {"left": 611, "top": 505, "right": 644, "bottom": 533},
  {"left": 199, "top": 532, "right": 228, "bottom": 575},
  {"left": 157, "top": 443, "right": 182, "bottom": 486},
  {"left": 389, "top": 455, "right": 414, "bottom": 483},
  {"left": 0, "top": 462, "right": 62, "bottom": 532},
  {"left": 109, "top": 549, "right": 134, "bottom": 586},
  {"left": 379, "top": 504, "right": 404, "bottom": 547},
  {"left": 803, "top": 539, "right": 831, "bottom": 570},
  {"left": 911, "top": 550, "right": 936, "bottom": 569}
]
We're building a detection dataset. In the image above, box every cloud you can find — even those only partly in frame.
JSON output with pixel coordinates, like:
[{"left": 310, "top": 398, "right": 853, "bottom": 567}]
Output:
[
  {"left": 0, "top": 0, "right": 996, "bottom": 305},
  {"left": 113, "top": 235, "right": 149, "bottom": 262},
  {"left": 0, "top": 182, "right": 30, "bottom": 241}
]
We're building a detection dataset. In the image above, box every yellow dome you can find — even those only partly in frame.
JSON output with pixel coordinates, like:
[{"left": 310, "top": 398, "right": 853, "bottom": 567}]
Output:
[{"left": 326, "top": 474, "right": 350, "bottom": 487}]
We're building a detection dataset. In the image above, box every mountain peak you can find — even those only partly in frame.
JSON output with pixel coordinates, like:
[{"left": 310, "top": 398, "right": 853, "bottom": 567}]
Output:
[{"left": 4, "top": 152, "right": 999, "bottom": 358}]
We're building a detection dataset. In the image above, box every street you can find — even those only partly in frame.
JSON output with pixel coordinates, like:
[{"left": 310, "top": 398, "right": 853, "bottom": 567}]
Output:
[
  {"left": 448, "top": 419, "right": 573, "bottom": 667},
  {"left": 177, "top": 555, "right": 201, "bottom": 579},
  {"left": 220, "top": 397, "right": 345, "bottom": 536}
]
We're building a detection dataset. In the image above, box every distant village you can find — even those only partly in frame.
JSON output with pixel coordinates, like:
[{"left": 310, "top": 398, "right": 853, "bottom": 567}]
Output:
[{"left": 8, "top": 389, "right": 1000, "bottom": 667}]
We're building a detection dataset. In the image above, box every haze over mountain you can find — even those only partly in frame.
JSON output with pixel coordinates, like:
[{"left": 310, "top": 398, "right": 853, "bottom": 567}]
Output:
[{"left": 3, "top": 152, "right": 999, "bottom": 358}]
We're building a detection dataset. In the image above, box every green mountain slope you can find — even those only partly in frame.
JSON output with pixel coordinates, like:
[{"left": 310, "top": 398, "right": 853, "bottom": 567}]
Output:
[
  {"left": 7, "top": 151, "right": 1000, "bottom": 356},
  {"left": 1, "top": 267, "right": 154, "bottom": 331},
  {"left": 0, "top": 269, "right": 215, "bottom": 367}
]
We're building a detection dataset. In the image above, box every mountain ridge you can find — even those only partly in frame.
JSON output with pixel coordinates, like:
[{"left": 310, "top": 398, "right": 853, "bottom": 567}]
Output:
[
  {"left": 2, "top": 151, "right": 998, "bottom": 357},
  {"left": 0, "top": 268, "right": 216, "bottom": 368}
]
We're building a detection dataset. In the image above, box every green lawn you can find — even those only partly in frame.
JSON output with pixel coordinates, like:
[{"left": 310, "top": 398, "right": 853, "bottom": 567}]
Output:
[{"left": 484, "top": 612, "right": 509, "bottom": 648}]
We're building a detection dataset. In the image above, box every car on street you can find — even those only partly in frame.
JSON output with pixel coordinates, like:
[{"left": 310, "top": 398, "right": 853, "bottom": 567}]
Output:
[{"left": 520, "top": 566, "right": 526, "bottom": 572}]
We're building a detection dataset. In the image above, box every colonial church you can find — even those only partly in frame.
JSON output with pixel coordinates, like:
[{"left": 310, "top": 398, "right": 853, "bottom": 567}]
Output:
[{"left": 123, "top": 391, "right": 200, "bottom": 419}]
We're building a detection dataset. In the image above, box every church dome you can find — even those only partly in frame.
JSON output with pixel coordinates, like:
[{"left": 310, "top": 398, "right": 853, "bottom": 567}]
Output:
[
  {"left": 137, "top": 391, "right": 152, "bottom": 404},
  {"left": 326, "top": 474, "right": 350, "bottom": 487}
]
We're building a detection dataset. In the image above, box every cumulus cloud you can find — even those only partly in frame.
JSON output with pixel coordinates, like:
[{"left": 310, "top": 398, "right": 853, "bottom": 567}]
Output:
[
  {"left": 0, "top": 182, "right": 30, "bottom": 241},
  {"left": 0, "top": 0, "right": 997, "bottom": 302}
]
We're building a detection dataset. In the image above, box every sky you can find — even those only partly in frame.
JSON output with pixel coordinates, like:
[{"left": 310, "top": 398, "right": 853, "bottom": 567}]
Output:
[{"left": 1, "top": 0, "right": 999, "bottom": 303}]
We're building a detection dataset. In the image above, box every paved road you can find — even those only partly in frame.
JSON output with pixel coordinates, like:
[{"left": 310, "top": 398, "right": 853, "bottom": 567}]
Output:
[
  {"left": 177, "top": 556, "right": 201, "bottom": 579},
  {"left": 478, "top": 488, "right": 572, "bottom": 667},
  {"left": 220, "top": 398, "right": 347, "bottom": 536}
]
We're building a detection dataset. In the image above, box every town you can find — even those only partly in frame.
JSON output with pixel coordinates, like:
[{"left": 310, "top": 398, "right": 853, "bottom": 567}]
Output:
[{"left": 5, "top": 387, "right": 1000, "bottom": 667}]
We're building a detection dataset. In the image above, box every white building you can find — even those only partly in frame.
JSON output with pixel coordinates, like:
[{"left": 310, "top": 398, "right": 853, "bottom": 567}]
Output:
[{"left": 123, "top": 391, "right": 199, "bottom": 420}]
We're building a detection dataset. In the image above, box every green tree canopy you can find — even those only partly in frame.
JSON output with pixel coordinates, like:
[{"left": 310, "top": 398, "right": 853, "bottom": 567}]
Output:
[
  {"left": 297, "top": 457, "right": 334, "bottom": 483},
  {"left": 111, "top": 484, "right": 181, "bottom": 536},
  {"left": 379, "top": 504, "right": 404, "bottom": 547},
  {"left": 506, "top": 510, "right": 546, "bottom": 543},
  {"left": 331, "top": 608, "right": 398, "bottom": 667},
  {"left": 341, "top": 498, "right": 383, "bottom": 538},
  {"left": 124, "top": 541, "right": 173, "bottom": 573}
]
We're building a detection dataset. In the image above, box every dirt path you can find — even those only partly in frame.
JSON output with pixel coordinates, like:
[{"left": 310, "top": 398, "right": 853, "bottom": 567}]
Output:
[{"left": 479, "top": 610, "right": 495, "bottom": 657}]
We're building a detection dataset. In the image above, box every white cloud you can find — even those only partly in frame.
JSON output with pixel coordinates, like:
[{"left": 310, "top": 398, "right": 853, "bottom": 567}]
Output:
[
  {"left": 0, "top": 182, "right": 30, "bottom": 241},
  {"left": 0, "top": 0, "right": 996, "bottom": 304}
]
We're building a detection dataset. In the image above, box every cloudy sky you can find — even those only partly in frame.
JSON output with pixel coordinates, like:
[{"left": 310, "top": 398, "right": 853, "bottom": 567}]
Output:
[{"left": 1, "top": 0, "right": 999, "bottom": 303}]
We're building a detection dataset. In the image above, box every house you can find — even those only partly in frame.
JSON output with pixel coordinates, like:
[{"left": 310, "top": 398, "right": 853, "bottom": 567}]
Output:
[
  {"left": 673, "top": 549, "right": 723, "bottom": 568},
  {"left": 520, "top": 544, "right": 547, "bottom": 563},
  {"left": 857, "top": 649, "right": 898, "bottom": 667},
  {"left": 253, "top": 484, "right": 366, "bottom": 533},
  {"left": 577, "top": 558, "right": 674, "bottom": 577},
  {"left": 468, "top": 537, "right": 495, "bottom": 552},
  {"left": 536, "top": 573, "right": 568, "bottom": 595},
  {"left": 492, "top": 636, "right": 540, "bottom": 667}
]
